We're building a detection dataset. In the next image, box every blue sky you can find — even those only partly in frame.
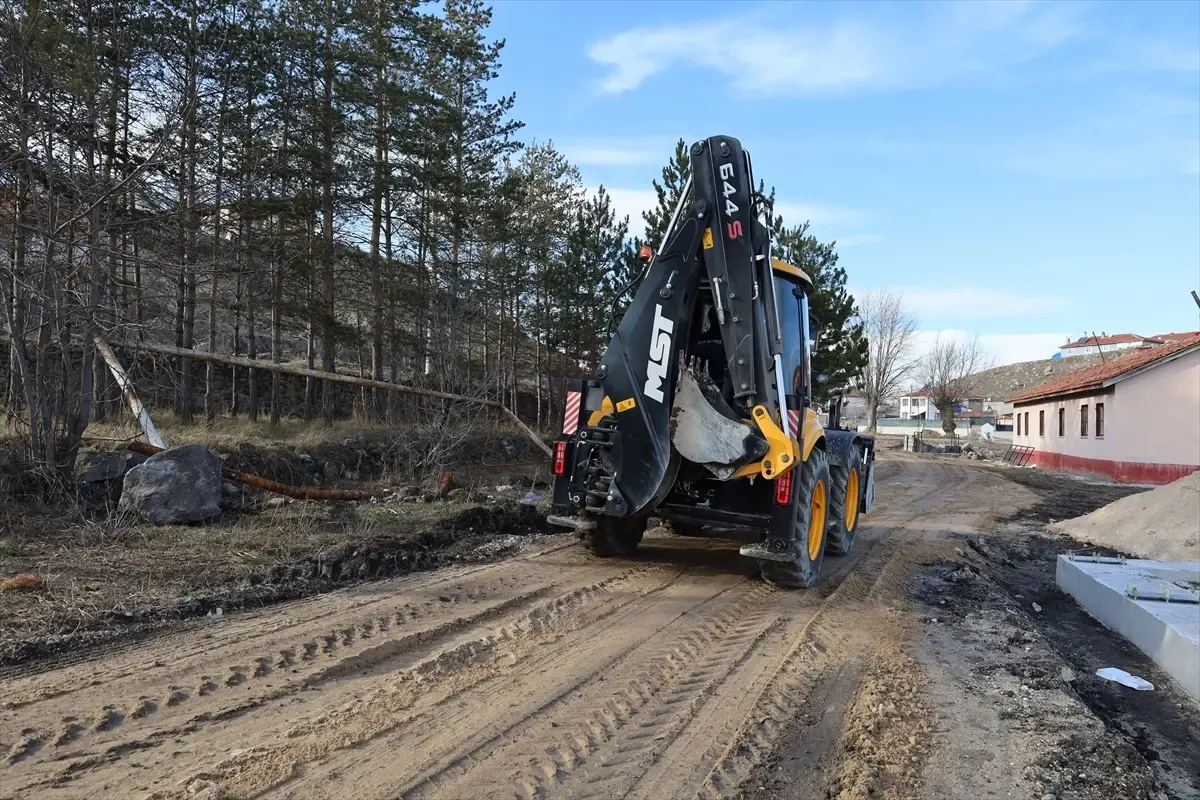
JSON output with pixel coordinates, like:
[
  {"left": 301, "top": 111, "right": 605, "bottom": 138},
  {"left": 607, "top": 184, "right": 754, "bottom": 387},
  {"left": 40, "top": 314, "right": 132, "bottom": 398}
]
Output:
[{"left": 485, "top": 0, "right": 1199, "bottom": 366}]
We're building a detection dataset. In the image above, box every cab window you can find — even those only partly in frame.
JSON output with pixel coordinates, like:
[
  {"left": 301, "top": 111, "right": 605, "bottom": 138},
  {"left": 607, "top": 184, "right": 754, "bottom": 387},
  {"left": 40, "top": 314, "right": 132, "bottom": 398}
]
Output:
[{"left": 774, "top": 275, "right": 807, "bottom": 396}]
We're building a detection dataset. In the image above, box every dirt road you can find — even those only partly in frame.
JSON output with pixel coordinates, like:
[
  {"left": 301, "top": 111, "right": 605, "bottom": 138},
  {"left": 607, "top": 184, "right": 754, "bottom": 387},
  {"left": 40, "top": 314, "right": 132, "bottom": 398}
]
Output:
[{"left": 1, "top": 454, "right": 1192, "bottom": 800}]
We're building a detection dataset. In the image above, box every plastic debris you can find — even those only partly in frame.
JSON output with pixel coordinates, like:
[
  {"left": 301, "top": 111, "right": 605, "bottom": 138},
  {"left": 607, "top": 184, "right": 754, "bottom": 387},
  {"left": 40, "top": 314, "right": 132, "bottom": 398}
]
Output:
[
  {"left": 1095, "top": 667, "right": 1154, "bottom": 691},
  {"left": 517, "top": 491, "right": 543, "bottom": 505}
]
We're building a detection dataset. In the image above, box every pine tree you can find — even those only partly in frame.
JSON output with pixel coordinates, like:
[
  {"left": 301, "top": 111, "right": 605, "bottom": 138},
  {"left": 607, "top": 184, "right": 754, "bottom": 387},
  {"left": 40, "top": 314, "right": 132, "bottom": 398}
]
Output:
[
  {"left": 1, "top": 0, "right": 666, "bottom": 479},
  {"left": 638, "top": 136, "right": 690, "bottom": 253},
  {"left": 567, "top": 186, "right": 629, "bottom": 371}
]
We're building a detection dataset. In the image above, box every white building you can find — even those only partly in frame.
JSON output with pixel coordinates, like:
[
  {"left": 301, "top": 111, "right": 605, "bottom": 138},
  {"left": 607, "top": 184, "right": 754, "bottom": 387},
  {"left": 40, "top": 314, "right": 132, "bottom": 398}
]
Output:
[
  {"left": 1011, "top": 334, "right": 1200, "bottom": 484},
  {"left": 899, "top": 392, "right": 938, "bottom": 420},
  {"left": 1059, "top": 333, "right": 1164, "bottom": 358},
  {"left": 898, "top": 390, "right": 985, "bottom": 420}
]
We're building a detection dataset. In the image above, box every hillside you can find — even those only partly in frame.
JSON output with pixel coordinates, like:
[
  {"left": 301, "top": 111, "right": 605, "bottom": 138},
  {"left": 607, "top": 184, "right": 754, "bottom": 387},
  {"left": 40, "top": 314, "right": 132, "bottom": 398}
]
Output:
[{"left": 970, "top": 353, "right": 1106, "bottom": 403}]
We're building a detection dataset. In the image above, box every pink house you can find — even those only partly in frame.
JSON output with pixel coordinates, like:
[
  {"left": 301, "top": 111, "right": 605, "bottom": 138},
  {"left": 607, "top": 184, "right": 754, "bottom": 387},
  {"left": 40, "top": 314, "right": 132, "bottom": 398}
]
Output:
[{"left": 1007, "top": 334, "right": 1200, "bottom": 484}]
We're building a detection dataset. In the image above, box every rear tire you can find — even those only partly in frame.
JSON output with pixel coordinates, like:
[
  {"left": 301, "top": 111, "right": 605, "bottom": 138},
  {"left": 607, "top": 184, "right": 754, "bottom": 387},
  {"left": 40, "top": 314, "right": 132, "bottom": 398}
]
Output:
[
  {"left": 826, "top": 445, "right": 862, "bottom": 556},
  {"left": 581, "top": 514, "right": 646, "bottom": 557},
  {"left": 760, "top": 447, "right": 831, "bottom": 589}
]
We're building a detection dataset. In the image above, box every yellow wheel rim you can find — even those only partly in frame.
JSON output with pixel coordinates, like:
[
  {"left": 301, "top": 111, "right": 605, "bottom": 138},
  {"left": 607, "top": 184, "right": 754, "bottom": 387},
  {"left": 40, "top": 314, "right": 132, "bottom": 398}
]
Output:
[
  {"left": 807, "top": 478, "right": 827, "bottom": 561},
  {"left": 845, "top": 469, "right": 860, "bottom": 530}
]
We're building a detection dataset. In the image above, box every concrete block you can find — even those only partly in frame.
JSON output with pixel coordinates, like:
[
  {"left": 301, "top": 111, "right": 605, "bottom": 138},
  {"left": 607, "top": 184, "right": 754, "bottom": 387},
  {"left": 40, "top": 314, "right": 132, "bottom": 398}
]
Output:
[{"left": 1055, "top": 555, "right": 1200, "bottom": 702}]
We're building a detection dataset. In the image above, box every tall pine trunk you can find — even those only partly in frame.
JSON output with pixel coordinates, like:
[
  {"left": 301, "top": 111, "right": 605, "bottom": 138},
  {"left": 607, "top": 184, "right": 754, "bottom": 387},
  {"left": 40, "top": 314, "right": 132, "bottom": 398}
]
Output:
[
  {"left": 206, "top": 78, "right": 231, "bottom": 424},
  {"left": 319, "top": 0, "right": 336, "bottom": 425}
]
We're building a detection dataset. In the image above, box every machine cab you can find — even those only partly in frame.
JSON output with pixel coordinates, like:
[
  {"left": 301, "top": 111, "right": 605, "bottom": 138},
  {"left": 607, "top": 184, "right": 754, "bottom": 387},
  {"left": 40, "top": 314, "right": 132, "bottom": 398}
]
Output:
[{"left": 769, "top": 258, "right": 816, "bottom": 412}]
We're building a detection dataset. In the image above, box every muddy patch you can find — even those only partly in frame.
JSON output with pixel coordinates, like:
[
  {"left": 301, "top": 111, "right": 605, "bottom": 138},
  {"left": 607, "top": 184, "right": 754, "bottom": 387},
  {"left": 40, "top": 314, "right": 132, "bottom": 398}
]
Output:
[
  {"left": 0, "top": 501, "right": 559, "bottom": 673},
  {"left": 914, "top": 466, "right": 1200, "bottom": 800}
]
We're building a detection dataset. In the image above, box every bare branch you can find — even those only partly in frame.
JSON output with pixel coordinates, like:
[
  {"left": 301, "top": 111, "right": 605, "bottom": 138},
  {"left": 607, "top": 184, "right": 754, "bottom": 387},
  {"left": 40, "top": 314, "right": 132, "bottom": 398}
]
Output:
[
  {"left": 858, "top": 288, "right": 920, "bottom": 431},
  {"left": 916, "top": 332, "right": 996, "bottom": 433}
]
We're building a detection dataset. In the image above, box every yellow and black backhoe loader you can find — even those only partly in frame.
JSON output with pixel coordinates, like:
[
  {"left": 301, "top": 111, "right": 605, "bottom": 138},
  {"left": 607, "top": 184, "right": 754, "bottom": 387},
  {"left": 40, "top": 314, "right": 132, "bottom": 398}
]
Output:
[{"left": 547, "top": 134, "right": 876, "bottom": 589}]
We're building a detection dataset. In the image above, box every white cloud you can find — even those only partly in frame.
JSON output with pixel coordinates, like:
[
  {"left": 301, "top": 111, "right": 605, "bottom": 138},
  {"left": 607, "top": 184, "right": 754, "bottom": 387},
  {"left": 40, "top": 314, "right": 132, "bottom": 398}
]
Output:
[
  {"left": 833, "top": 233, "right": 884, "bottom": 248},
  {"left": 585, "top": 1, "right": 1082, "bottom": 97},
  {"left": 773, "top": 202, "right": 866, "bottom": 230},
  {"left": 911, "top": 329, "right": 1071, "bottom": 369},
  {"left": 599, "top": 188, "right": 871, "bottom": 241},
  {"left": 599, "top": 187, "right": 658, "bottom": 231},
  {"left": 559, "top": 141, "right": 662, "bottom": 167},
  {"left": 1085, "top": 36, "right": 1200, "bottom": 74},
  {"left": 878, "top": 286, "right": 1065, "bottom": 319}
]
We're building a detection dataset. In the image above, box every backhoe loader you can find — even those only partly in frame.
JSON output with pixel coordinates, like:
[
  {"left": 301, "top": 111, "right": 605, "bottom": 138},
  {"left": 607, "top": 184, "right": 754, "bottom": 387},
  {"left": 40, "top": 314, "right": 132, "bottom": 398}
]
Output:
[{"left": 547, "top": 135, "right": 876, "bottom": 588}]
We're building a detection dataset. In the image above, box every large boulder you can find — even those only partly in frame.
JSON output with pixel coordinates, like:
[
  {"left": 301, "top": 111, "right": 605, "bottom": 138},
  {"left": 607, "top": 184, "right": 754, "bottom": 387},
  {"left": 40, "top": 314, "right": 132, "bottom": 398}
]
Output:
[
  {"left": 119, "top": 443, "right": 223, "bottom": 525},
  {"left": 76, "top": 449, "right": 149, "bottom": 510}
]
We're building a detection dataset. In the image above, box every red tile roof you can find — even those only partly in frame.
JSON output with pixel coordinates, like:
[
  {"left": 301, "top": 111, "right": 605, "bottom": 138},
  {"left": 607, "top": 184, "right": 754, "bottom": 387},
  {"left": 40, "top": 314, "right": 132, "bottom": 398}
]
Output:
[
  {"left": 1008, "top": 333, "right": 1200, "bottom": 404},
  {"left": 1153, "top": 331, "right": 1200, "bottom": 343},
  {"left": 1060, "top": 333, "right": 1162, "bottom": 349}
]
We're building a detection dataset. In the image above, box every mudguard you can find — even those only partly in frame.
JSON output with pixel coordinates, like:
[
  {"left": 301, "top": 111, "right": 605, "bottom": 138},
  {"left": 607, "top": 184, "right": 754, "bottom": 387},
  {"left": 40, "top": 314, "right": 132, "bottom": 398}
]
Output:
[
  {"left": 826, "top": 429, "right": 876, "bottom": 515},
  {"left": 863, "top": 460, "right": 876, "bottom": 514},
  {"left": 593, "top": 218, "right": 705, "bottom": 517},
  {"left": 824, "top": 428, "right": 861, "bottom": 469}
]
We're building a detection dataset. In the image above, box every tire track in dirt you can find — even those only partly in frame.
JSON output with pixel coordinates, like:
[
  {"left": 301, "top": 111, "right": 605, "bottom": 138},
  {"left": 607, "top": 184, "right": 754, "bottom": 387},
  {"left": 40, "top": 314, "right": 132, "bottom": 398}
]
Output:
[
  {"left": 1, "top": 559, "right": 654, "bottom": 798},
  {"left": 321, "top": 458, "right": 968, "bottom": 800},
  {"left": 0, "top": 538, "right": 581, "bottom": 700},
  {"left": 254, "top": 569, "right": 753, "bottom": 799},
  {"left": 1, "top": 454, "right": 986, "bottom": 800},
  {"left": 379, "top": 460, "right": 969, "bottom": 800},
  {"left": 406, "top": 584, "right": 784, "bottom": 800},
  {"left": 3, "top": 583, "right": 558, "bottom": 768}
]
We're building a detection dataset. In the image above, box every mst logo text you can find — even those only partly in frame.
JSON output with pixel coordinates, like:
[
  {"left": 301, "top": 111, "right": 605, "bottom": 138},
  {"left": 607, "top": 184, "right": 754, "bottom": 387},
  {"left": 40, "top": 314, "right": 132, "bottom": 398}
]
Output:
[{"left": 644, "top": 303, "right": 674, "bottom": 403}]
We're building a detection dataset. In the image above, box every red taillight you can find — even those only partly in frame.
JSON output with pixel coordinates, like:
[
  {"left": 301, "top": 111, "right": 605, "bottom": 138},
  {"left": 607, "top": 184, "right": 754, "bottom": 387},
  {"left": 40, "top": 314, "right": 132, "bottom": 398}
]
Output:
[
  {"left": 553, "top": 441, "right": 568, "bottom": 475},
  {"left": 775, "top": 471, "right": 793, "bottom": 505}
]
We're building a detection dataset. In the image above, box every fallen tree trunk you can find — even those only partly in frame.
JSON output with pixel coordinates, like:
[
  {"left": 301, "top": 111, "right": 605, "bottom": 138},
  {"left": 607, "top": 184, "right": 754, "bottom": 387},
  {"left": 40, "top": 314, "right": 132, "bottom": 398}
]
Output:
[
  {"left": 128, "top": 441, "right": 381, "bottom": 502},
  {"left": 113, "top": 340, "right": 553, "bottom": 459},
  {"left": 94, "top": 336, "right": 167, "bottom": 449}
]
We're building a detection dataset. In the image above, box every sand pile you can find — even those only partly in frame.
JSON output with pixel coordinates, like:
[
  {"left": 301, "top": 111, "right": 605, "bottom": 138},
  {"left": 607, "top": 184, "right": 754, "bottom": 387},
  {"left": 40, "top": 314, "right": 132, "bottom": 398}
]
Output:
[{"left": 1049, "top": 471, "right": 1200, "bottom": 562}]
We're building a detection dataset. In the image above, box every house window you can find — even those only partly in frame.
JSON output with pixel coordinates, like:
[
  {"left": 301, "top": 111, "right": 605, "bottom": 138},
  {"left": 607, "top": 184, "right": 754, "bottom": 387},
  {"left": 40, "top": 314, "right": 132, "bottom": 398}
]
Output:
[
  {"left": 1024, "top": 412, "right": 1029, "bottom": 437},
  {"left": 1081, "top": 404, "right": 1088, "bottom": 437},
  {"left": 1038, "top": 410, "right": 1045, "bottom": 436},
  {"left": 1016, "top": 414, "right": 1022, "bottom": 436},
  {"left": 1096, "top": 403, "right": 1104, "bottom": 438},
  {"left": 1058, "top": 407, "right": 1065, "bottom": 436}
]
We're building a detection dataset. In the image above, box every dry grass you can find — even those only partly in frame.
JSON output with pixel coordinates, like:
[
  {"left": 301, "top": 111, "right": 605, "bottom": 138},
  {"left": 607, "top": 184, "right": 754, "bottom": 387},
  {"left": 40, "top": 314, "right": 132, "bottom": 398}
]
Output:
[
  {"left": 0, "top": 471, "right": 552, "bottom": 667},
  {"left": 75, "top": 411, "right": 417, "bottom": 450},
  {"left": 0, "top": 405, "right": 557, "bottom": 665}
]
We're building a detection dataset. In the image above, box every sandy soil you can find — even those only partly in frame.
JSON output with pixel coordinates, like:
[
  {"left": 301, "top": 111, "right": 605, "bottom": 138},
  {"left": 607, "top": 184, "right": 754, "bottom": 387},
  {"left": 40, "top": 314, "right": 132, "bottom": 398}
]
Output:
[
  {"left": 2, "top": 454, "right": 1195, "bottom": 800},
  {"left": 1049, "top": 470, "right": 1200, "bottom": 562}
]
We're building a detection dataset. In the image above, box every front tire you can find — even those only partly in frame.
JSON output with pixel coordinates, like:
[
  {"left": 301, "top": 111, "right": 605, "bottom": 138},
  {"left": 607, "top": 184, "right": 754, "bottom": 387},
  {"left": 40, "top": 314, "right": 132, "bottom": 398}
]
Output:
[
  {"left": 826, "top": 445, "right": 862, "bottom": 556},
  {"left": 760, "top": 447, "right": 831, "bottom": 589},
  {"left": 581, "top": 514, "right": 646, "bottom": 557}
]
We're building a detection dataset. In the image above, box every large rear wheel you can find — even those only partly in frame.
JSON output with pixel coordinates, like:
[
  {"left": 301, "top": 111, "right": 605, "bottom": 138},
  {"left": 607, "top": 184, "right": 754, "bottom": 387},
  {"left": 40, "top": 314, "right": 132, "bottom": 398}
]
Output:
[
  {"left": 826, "top": 445, "right": 862, "bottom": 556},
  {"left": 580, "top": 514, "right": 647, "bottom": 557},
  {"left": 760, "top": 447, "right": 831, "bottom": 589}
]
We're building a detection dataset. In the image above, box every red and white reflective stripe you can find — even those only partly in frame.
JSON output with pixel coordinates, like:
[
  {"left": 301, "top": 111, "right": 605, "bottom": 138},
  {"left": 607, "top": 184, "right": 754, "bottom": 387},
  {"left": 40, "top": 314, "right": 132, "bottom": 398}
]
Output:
[
  {"left": 563, "top": 390, "right": 582, "bottom": 436},
  {"left": 787, "top": 408, "right": 801, "bottom": 438}
]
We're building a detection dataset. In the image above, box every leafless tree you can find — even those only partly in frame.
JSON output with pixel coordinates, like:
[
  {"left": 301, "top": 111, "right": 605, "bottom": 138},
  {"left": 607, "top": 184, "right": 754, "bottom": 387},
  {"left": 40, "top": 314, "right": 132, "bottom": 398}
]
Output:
[
  {"left": 917, "top": 332, "right": 994, "bottom": 434},
  {"left": 858, "top": 289, "right": 919, "bottom": 431}
]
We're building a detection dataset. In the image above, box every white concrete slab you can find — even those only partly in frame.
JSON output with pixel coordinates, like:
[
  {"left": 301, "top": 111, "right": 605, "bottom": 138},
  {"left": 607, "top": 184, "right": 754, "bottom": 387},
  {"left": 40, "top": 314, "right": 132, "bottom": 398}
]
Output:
[{"left": 1055, "top": 555, "right": 1200, "bottom": 701}]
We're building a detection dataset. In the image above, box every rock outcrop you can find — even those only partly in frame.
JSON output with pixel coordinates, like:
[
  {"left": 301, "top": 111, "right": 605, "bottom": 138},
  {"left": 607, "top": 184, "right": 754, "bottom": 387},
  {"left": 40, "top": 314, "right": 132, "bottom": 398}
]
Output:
[{"left": 119, "top": 443, "right": 223, "bottom": 525}]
